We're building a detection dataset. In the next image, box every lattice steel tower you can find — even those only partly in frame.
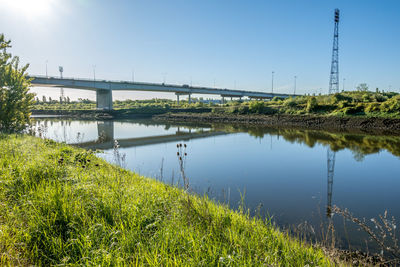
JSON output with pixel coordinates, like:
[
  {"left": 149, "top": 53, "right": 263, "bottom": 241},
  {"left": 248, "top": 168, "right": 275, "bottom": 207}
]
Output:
[{"left": 329, "top": 9, "right": 340, "bottom": 94}]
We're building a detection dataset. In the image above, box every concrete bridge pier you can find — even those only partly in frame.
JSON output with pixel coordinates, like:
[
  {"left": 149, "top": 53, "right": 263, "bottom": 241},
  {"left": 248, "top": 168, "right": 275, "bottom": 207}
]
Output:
[
  {"left": 176, "top": 92, "right": 190, "bottom": 105},
  {"left": 96, "top": 89, "right": 113, "bottom": 110}
]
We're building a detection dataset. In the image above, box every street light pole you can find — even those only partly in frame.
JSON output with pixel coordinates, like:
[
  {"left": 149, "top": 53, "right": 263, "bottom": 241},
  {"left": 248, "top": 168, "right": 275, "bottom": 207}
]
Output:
[
  {"left": 343, "top": 78, "right": 345, "bottom": 91},
  {"left": 92, "top": 65, "right": 96, "bottom": 81},
  {"left": 294, "top": 76, "right": 297, "bottom": 95},
  {"left": 45, "top": 60, "right": 48, "bottom": 77},
  {"left": 271, "top": 71, "right": 274, "bottom": 93}
]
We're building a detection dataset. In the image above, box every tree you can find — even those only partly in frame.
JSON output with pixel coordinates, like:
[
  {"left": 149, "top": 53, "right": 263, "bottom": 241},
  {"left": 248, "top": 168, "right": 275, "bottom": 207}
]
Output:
[
  {"left": 42, "top": 95, "right": 47, "bottom": 103},
  {"left": 356, "top": 83, "right": 369, "bottom": 92},
  {"left": 0, "top": 34, "right": 34, "bottom": 132}
]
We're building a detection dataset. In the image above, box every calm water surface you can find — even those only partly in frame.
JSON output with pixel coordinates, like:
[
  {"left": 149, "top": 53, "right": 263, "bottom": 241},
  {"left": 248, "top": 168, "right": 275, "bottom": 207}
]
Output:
[{"left": 32, "top": 118, "right": 400, "bottom": 253}]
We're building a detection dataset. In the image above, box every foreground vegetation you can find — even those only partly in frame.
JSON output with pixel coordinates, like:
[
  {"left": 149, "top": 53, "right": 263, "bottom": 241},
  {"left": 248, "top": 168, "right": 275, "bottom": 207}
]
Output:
[
  {"left": 0, "top": 34, "right": 34, "bottom": 132},
  {"left": 0, "top": 135, "right": 332, "bottom": 265}
]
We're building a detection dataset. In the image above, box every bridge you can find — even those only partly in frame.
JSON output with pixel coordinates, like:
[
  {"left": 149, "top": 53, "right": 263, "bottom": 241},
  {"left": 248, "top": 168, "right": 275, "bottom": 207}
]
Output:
[
  {"left": 70, "top": 121, "right": 228, "bottom": 150},
  {"left": 28, "top": 75, "right": 295, "bottom": 110}
]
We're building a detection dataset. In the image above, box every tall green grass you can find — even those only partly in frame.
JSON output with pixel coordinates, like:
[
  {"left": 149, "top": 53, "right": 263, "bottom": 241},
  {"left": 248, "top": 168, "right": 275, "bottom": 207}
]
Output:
[{"left": 0, "top": 135, "right": 332, "bottom": 266}]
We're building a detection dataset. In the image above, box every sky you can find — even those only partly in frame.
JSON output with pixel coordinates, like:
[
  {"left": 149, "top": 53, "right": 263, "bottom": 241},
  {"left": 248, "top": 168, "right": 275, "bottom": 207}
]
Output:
[{"left": 1, "top": 0, "right": 399, "bottom": 100}]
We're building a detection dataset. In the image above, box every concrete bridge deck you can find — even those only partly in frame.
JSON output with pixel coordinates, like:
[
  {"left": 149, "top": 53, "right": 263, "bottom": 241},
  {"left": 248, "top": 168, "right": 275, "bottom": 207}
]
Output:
[{"left": 28, "top": 75, "right": 296, "bottom": 110}]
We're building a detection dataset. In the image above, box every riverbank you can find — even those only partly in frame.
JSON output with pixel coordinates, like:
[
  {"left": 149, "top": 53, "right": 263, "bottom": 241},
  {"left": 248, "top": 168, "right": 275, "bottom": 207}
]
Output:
[
  {"left": 155, "top": 113, "right": 400, "bottom": 135},
  {"left": 31, "top": 107, "right": 212, "bottom": 119},
  {"left": 0, "top": 134, "right": 333, "bottom": 266}
]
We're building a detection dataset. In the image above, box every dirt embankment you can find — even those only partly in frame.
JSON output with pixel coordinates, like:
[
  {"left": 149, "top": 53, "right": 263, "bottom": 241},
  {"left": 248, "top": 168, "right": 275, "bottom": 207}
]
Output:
[{"left": 155, "top": 113, "right": 400, "bottom": 135}]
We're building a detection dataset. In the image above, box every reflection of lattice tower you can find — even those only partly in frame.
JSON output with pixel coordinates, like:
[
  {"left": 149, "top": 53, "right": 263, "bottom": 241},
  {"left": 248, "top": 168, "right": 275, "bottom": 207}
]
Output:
[
  {"left": 329, "top": 9, "right": 340, "bottom": 94},
  {"left": 326, "top": 148, "right": 336, "bottom": 217}
]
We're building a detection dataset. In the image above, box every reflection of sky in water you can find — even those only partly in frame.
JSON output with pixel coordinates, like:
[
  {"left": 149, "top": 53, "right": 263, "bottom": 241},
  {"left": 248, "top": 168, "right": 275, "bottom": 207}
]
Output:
[
  {"left": 32, "top": 120, "right": 99, "bottom": 143},
  {"left": 32, "top": 119, "right": 202, "bottom": 144},
  {"left": 33, "top": 118, "right": 400, "bottom": 253}
]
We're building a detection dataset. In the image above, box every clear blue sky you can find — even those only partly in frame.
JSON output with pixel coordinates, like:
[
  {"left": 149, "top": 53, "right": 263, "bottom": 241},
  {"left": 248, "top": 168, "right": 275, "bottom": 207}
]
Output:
[{"left": 1, "top": 0, "right": 399, "bottom": 100}]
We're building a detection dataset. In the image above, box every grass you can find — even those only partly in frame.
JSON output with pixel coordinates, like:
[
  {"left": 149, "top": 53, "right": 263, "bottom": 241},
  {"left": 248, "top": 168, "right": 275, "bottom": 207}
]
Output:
[
  {"left": 33, "top": 91, "right": 400, "bottom": 119},
  {"left": 0, "top": 134, "right": 333, "bottom": 266},
  {"left": 215, "top": 91, "right": 400, "bottom": 118},
  {"left": 32, "top": 98, "right": 213, "bottom": 111}
]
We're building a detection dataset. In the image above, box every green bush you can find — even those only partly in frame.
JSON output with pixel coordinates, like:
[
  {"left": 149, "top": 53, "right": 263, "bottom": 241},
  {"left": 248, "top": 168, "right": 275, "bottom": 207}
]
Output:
[
  {"left": 331, "top": 93, "right": 352, "bottom": 104},
  {"left": 0, "top": 34, "right": 34, "bottom": 132},
  {"left": 238, "top": 105, "right": 249, "bottom": 114},
  {"left": 306, "top": 97, "right": 318, "bottom": 113},
  {"left": 249, "top": 101, "right": 265, "bottom": 114}
]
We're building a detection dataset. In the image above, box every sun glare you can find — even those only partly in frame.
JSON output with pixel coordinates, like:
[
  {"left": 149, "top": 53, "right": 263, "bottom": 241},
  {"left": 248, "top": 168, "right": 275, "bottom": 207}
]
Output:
[{"left": 1, "top": 0, "right": 55, "bottom": 19}]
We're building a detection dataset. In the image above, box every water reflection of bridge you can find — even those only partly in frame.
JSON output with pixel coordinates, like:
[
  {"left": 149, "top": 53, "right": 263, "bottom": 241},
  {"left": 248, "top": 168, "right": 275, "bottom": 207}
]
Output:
[{"left": 72, "top": 121, "right": 227, "bottom": 150}]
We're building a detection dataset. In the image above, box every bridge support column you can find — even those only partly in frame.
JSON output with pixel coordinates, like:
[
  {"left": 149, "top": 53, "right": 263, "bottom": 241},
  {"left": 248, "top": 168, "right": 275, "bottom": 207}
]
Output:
[
  {"left": 221, "top": 96, "right": 225, "bottom": 104},
  {"left": 96, "top": 89, "right": 113, "bottom": 110},
  {"left": 188, "top": 94, "right": 191, "bottom": 104},
  {"left": 177, "top": 94, "right": 180, "bottom": 105}
]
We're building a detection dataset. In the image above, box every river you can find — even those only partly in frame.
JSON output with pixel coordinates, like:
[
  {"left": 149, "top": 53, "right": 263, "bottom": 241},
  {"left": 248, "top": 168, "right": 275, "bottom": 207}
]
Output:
[{"left": 31, "top": 117, "right": 400, "bottom": 254}]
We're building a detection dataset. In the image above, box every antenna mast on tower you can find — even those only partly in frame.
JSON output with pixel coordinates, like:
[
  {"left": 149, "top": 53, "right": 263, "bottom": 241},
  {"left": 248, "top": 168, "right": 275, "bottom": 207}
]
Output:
[{"left": 329, "top": 9, "right": 340, "bottom": 94}]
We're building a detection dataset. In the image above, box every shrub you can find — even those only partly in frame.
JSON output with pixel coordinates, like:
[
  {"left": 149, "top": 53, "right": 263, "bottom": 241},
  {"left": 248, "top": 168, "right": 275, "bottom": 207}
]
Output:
[
  {"left": 365, "top": 103, "right": 381, "bottom": 113},
  {"left": 0, "top": 34, "right": 34, "bottom": 132},
  {"left": 249, "top": 101, "right": 265, "bottom": 114},
  {"left": 373, "top": 94, "right": 388, "bottom": 103},
  {"left": 306, "top": 97, "right": 318, "bottom": 113},
  {"left": 362, "top": 94, "right": 371, "bottom": 103},
  {"left": 238, "top": 105, "right": 249, "bottom": 114},
  {"left": 337, "top": 100, "right": 349, "bottom": 109},
  {"left": 283, "top": 98, "right": 298, "bottom": 109}
]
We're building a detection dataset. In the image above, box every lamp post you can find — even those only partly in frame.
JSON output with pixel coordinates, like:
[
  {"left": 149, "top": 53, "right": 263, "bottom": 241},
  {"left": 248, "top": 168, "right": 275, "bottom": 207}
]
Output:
[
  {"left": 343, "top": 78, "right": 345, "bottom": 91},
  {"left": 271, "top": 71, "right": 274, "bottom": 93},
  {"left": 294, "top": 76, "right": 297, "bottom": 95},
  {"left": 45, "top": 60, "right": 48, "bottom": 77},
  {"left": 92, "top": 65, "right": 96, "bottom": 81}
]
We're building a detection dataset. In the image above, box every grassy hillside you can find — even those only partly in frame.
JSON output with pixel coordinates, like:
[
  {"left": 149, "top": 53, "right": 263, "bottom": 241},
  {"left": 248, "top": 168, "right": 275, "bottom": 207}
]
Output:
[
  {"left": 216, "top": 91, "right": 400, "bottom": 118},
  {"left": 0, "top": 135, "right": 332, "bottom": 266}
]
